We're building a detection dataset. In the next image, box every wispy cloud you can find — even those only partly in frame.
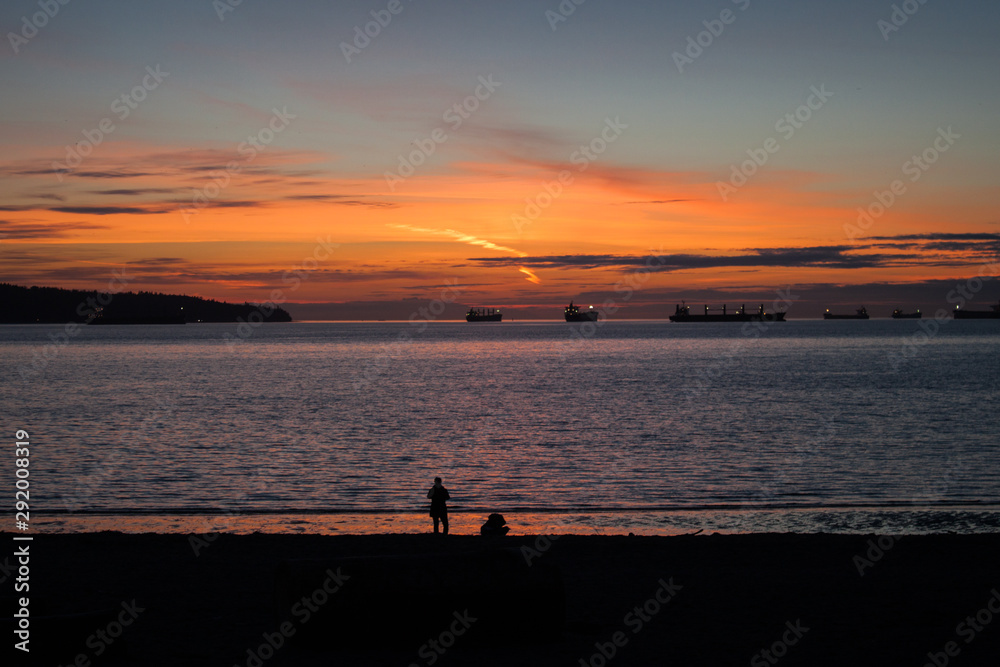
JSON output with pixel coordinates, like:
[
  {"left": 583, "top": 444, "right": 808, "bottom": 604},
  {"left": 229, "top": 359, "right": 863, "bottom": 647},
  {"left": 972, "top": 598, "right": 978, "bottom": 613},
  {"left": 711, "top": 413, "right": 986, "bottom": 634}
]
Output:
[
  {"left": 389, "top": 223, "right": 527, "bottom": 256},
  {"left": 50, "top": 205, "right": 170, "bottom": 215},
  {"left": 865, "top": 233, "right": 1000, "bottom": 241},
  {"left": 389, "top": 223, "right": 543, "bottom": 284},
  {"left": 0, "top": 220, "right": 108, "bottom": 239},
  {"left": 286, "top": 194, "right": 398, "bottom": 208},
  {"left": 469, "top": 244, "right": 985, "bottom": 272},
  {"left": 519, "top": 267, "right": 542, "bottom": 284},
  {"left": 91, "top": 188, "right": 181, "bottom": 196},
  {"left": 624, "top": 199, "right": 694, "bottom": 205},
  {"left": 860, "top": 234, "right": 999, "bottom": 258}
]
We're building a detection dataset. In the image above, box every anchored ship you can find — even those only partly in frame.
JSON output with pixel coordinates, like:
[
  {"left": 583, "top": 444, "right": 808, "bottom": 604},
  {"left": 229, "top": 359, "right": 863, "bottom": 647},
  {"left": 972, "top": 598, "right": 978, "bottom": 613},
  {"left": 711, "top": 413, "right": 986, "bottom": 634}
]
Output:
[
  {"left": 669, "top": 303, "right": 786, "bottom": 323},
  {"left": 466, "top": 307, "right": 502, "bottom": 322},
  {"left": 891, "top": 309, "right": 921, "bottom": 319},
  {"left": 564, "top": 302, "right": 599, "bottom": 322},
  {"left": 824, "top": 307, "right": 869, "bottom": 320},
  {"left": 953, "top": 301, "right": 1000, "bottom": 319}
]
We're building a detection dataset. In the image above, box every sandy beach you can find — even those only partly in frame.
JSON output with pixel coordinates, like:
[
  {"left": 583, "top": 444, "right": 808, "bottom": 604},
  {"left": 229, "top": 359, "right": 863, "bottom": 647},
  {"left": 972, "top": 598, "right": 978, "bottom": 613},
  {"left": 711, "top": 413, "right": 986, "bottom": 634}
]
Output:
[{"left": 5, "top": 532, "right": 1000, "bottom": 666}]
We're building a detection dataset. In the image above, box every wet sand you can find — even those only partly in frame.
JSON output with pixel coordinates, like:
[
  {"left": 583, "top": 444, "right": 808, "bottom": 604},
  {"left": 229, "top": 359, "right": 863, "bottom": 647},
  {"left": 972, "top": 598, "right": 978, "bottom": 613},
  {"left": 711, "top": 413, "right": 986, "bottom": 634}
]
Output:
[{"left": 6, "top": 532, "right": 1000, "bottom": 666}]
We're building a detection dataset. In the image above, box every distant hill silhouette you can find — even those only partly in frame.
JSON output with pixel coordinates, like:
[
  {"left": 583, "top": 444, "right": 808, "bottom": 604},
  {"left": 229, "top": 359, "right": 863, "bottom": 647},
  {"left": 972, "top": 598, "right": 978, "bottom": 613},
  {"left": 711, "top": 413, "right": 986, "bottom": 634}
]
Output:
[{"left": 0, "top": 283, "right": 292, "bottom": 324}]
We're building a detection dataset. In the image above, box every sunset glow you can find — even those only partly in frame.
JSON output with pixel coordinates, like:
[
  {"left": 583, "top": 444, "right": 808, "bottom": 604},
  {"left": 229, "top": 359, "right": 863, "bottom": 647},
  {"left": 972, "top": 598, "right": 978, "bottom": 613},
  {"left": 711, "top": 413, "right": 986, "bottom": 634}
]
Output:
[{"left": 2, "top": 0, "right": 998, "bottom": 318}]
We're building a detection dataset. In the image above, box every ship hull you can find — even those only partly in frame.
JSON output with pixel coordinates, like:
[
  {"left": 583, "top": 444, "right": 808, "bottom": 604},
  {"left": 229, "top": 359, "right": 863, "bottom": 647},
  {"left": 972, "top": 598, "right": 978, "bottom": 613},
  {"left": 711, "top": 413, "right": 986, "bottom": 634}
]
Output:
[
  {"left": 565, "top": 312, "right": 599, "bottom": 322},
  {"left": 891, "top": 312, "right": 921, "bottom": 319},
  {"left": 466, "top": 314, "right": 502, "bottom": 322},
  {"left": 953, "top": 310, "right": 1000, "bottom": 319},
  {"left": 669, "top": 312, "right": 785, "bottom": 323}
]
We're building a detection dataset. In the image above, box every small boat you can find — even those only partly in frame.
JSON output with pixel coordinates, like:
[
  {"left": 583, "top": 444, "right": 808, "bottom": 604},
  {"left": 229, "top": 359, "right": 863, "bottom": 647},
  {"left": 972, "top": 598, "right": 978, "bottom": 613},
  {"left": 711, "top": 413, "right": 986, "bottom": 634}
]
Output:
[
  {"left": 564, "top": 301, "right": 599, "bottom": 322},
  {"left": 953, "top": 301, "right": 1000, "bottom": 320},
  {"left": 824, "top": 307, "right": 869, "bottom": 320},
  {"left": 466, "top": 307, "right": 502, "bottom": 322},
  {"left": 891, "top": 309, "right": 921, "bottom": 319},
  {"left": 669, "top": 302, "right": 786, "bottom": 323}
]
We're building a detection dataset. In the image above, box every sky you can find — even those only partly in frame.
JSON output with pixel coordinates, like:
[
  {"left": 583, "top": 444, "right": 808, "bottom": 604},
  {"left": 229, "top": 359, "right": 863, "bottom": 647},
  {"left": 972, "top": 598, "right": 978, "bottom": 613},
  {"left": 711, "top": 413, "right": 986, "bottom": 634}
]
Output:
[{"left": 1, "top": 0, "right": 999, "bottom": 319}]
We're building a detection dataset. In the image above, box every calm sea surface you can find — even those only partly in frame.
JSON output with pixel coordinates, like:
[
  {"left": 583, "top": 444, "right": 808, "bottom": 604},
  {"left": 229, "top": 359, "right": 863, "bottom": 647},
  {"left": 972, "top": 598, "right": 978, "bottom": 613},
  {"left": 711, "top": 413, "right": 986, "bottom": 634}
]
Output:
[{"left": 3, "top": 320, "right": 999, "bottom": 534}]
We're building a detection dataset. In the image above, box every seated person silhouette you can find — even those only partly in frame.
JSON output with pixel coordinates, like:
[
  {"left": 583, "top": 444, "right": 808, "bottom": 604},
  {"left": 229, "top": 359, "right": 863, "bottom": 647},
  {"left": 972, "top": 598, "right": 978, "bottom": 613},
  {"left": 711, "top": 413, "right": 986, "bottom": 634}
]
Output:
[{"left": 480, "top": 513, "right": 510, "bottom": 536}]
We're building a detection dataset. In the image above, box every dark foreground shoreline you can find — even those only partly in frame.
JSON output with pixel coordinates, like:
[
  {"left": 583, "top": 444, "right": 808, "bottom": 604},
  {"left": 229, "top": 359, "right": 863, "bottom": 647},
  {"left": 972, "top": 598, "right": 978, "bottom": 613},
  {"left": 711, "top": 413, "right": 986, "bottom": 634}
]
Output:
[{"left": 5, "top": 532, "right": 999, "bottom": 666}]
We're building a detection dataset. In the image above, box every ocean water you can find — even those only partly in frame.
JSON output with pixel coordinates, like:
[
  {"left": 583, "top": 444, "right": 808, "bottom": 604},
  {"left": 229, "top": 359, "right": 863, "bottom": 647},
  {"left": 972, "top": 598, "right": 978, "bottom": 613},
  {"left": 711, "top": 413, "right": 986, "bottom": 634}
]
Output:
[{"left": 3, "top": 319, "right": 999, "bottom": 535}]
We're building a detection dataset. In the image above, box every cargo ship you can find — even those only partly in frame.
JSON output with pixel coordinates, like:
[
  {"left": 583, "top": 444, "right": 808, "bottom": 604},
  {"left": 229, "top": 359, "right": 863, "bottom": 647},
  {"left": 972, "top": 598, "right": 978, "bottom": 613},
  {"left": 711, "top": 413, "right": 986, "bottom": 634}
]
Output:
[
  {"left": 891, "top": 309, "right": 921, "bottom": 319},
  {"left": 669, "top": 303, "right": 786, "bottom": 323},
  {"left": 953, "top": 301, "right": 1000, "bottom": 319},
  {"left": 466, "top": 307, "right": 502, "bottom": 322},
  {"left": 824, "top": 307, "right": 869, "bottom": 320},
  {"left": 564, "top": 302, "right": 599, "bottom": 322}
]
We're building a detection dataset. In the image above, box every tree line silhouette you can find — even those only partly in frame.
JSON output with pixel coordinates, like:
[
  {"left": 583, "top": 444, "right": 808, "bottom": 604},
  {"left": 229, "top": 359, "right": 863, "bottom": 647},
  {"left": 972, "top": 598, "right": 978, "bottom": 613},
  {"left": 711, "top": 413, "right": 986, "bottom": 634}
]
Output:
[{"left": 0, "top": 283, "right": 292, "bottom": 324}]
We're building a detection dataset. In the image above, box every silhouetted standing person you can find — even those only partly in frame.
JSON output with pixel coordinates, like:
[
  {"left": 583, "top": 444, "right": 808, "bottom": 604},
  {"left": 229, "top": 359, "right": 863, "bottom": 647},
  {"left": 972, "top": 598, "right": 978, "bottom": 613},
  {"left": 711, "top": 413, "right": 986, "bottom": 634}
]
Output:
[{"left": 427, "top": 477, "right": 450, "bottom": 535}]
